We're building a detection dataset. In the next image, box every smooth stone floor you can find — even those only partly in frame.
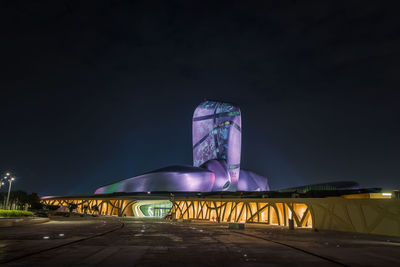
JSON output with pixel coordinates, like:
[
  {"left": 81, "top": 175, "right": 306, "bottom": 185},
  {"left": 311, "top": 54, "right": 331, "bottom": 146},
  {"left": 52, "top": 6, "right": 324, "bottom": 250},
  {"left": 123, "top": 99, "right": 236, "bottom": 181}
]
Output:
[{"left": 0, "top": 216, "right": 399, "bottom": 266}]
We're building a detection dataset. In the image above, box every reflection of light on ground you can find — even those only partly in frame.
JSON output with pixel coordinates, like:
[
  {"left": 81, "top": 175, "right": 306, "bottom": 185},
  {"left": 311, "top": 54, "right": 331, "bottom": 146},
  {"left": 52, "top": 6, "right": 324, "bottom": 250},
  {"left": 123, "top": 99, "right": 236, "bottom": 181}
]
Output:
[
  {"left": 46, "top": 220, "right": 99, "bottom": 225},
  {"left": 348, "top": 240, "right": 400, "bottom": 246},
  {"left": 146, "top": 234, "right": 183, "bottom": 242}
]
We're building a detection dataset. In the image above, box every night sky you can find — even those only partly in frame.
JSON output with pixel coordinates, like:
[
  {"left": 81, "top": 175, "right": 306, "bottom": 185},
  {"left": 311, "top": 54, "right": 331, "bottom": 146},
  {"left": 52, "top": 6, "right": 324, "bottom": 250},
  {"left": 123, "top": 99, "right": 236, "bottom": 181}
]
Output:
[{"left": 1, "top": 1, "right": 399, "bottom": 196}]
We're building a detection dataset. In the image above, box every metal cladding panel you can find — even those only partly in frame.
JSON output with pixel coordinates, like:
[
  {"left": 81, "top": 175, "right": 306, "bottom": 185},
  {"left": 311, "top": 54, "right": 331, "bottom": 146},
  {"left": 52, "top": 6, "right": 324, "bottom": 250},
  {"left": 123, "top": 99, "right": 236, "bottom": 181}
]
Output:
[
  {"left": 238, "top": 169, "right": 270, "bottom": 191},
  {"left": 95, "top": 166, "right": 215, "bottom": 194},
  {"left": 193, "top": 101, "right": 241, "bottom": 190},
  {"left": 93, "top": 100, "right": 270, "bottom": 195},
  {"left": 200, "top": 159, "right": 231, "bottom": 191}
]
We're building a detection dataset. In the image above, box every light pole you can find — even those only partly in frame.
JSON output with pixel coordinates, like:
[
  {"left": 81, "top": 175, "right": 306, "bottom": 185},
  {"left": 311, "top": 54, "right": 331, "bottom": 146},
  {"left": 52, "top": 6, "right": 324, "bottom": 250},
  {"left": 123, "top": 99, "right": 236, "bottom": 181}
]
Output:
[
  {"left": 5, "top": 175, "right": 15, "bottom": 210},
  {"left": 0, "top": 181, "right": 4, "bottom": 209}
]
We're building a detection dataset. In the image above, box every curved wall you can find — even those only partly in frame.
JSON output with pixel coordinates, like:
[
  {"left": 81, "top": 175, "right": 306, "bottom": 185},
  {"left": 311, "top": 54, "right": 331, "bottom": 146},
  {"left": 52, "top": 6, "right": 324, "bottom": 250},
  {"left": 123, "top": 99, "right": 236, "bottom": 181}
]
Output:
[
  {"left": 95, "top": 166, "right": 215, "bottom": 194},
  {"left": 193, "top": 101, "right": 242, "bottom": 191}
]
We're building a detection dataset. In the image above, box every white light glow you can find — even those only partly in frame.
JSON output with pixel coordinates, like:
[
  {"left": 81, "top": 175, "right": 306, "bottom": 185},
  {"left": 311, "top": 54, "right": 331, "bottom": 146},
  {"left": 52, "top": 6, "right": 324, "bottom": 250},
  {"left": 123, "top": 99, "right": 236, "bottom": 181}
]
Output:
[
  {"left": 148, "top": 206, "right": 153, "bottom": 216},
  {"left": 382, "top": 193, "right": 392, "bottom": 196},
  {"left": 135, "top": 204, "right": 141, "bottom": 216}
]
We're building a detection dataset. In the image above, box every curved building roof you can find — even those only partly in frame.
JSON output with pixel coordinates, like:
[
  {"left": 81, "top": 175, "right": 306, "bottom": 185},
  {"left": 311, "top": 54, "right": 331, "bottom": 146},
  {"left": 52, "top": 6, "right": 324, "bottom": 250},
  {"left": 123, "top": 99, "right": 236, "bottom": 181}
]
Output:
[{"left": 94, "top": 100, "right": 269, "bottom": 194}]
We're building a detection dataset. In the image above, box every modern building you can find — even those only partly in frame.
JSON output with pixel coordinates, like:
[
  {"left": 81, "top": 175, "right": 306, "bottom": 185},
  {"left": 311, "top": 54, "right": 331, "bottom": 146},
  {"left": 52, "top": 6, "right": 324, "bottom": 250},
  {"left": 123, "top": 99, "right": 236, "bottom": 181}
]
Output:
[
  {"left": 41, "top": 100, "right": 400, "bottom": 237},
  {"left": 94, "top": 100, "right": 270, "bottom": 194}
]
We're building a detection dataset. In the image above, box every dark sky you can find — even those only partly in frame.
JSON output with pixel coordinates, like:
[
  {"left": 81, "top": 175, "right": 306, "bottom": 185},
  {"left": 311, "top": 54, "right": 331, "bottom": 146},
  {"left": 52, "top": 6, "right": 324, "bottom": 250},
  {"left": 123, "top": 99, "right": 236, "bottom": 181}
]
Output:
[{"left": 1, "top": 1, "right": 399, "bottom": 196}]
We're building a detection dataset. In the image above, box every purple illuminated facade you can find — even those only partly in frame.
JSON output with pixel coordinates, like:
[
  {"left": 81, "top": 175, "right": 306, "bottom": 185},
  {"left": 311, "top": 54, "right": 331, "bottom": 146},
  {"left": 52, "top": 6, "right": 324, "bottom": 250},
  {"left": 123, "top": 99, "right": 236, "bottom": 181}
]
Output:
[
  {"left": 95, "top": 100, "right": 269, "bottom": 194},
  {"left": 193, "top": 101, "right": 241, "bottom": 190},
  {"left": 95, "top": 166, "right": 215, "bottom": 194}
]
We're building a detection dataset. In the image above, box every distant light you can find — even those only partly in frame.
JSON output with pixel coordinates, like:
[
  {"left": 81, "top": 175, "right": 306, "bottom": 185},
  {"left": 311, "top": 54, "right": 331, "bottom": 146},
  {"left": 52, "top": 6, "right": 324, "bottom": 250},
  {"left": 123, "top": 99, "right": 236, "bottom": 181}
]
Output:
[
  {"left": 59, "top": 233, "right": 64, "bottom": 237},
  {"left": 11, "top": 177, "right": 15, "bottom": 181},
  {"left": 3, "top": 177, "right": 6, "bottom": 179},
  {"left": 6, "top": 173, "right": 10, "bottom": 176},
  {"left": 147, "top": 191, "right": 151, "bottom": 194},
  {"left": 382, "top": 193, "right": 392, "bottom": 196},
  {"left": 43, "top": 236, "right": 50, "bottom": 240}
]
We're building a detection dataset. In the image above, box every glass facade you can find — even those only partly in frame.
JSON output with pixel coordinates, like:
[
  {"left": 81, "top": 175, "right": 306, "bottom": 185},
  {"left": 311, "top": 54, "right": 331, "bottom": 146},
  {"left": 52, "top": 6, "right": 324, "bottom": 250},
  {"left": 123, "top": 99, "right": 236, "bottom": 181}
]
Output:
[{"left": 139, "top": 201, "right": 173, "bottom": 217}]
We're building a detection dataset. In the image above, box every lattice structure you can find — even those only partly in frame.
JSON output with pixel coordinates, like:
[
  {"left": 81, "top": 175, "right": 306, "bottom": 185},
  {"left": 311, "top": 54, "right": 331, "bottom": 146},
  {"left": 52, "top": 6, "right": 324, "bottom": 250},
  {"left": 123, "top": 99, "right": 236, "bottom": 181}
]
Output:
[
  {"left": 41, "top": 197, "right": 400, "bottom": 236},
  {"left": 169, "top": 199, "right": 312, "bottom": 227},
  {"left": 41, "top": 198, "right": 171, "bottom": 217},
  {"left": 169, "top": 198, "right": 400, "bottom": 236}
]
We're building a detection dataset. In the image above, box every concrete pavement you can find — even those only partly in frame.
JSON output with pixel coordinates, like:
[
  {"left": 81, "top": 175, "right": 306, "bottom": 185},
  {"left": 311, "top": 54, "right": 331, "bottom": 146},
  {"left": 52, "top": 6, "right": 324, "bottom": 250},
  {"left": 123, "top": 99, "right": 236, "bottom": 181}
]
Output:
[{"left": 0, "top": 216, "right": 399, "bottom": 266}]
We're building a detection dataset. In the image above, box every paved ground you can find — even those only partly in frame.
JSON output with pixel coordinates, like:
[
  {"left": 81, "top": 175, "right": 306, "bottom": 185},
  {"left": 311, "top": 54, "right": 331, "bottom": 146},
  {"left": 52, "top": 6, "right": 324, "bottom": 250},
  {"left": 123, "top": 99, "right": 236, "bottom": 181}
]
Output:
[{"left": 0, "top": 216, "right": 399, "bottom": 266}]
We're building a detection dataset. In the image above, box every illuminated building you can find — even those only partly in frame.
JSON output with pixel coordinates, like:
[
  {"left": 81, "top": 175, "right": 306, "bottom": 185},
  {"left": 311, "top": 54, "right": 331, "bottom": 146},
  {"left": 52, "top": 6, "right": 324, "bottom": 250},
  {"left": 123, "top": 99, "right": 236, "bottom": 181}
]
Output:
[
  {"left": 41, "top": 100, "right": 400, "bottom": 237},
  {"left": 95, "top": 100, "right": 269, "bottom": 194}
]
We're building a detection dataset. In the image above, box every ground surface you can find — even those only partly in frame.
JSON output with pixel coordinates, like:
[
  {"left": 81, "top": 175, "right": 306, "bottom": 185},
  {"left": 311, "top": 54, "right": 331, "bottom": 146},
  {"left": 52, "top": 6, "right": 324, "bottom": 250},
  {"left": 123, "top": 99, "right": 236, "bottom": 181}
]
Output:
[{"left": 0, "top": 216, "right": 399, "bottom": 266}]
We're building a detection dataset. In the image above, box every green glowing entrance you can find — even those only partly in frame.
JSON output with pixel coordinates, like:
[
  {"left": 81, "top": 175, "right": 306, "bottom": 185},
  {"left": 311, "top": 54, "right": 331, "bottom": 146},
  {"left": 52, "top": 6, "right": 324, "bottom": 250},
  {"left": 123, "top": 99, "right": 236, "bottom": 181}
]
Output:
[{"left": 134, "top": 200, "right": 172, "bottom": 218}]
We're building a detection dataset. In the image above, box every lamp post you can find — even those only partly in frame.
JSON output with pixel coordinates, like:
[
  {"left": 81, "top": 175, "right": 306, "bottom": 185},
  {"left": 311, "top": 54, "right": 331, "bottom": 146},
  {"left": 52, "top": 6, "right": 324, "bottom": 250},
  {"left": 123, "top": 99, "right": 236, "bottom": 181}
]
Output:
[
  {"left": 0, "top": 181, "right": 4, "bottom": 209},
  {"left": 0, "top": 180, "right": 3, "bottom": 209},
  {"left": 5, "top": 175, "right": 15, "bottom": 210}
]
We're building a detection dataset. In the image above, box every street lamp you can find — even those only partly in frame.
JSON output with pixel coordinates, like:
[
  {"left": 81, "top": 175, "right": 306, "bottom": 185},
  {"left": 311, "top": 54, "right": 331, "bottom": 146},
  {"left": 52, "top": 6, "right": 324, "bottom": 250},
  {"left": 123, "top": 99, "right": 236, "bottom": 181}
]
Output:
[
  {"left": 5, "top": 177, "right": 15, "bottom": 210},
  {"left": 0, "top": 180, "right": 3, "bottom": 209}
]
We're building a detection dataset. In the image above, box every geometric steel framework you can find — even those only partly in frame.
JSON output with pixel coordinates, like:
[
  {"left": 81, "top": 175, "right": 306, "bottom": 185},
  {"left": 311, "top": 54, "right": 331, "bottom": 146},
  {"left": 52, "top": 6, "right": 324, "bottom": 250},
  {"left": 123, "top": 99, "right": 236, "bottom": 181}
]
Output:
[
  {"left": 39, "top": 99, "right": 400, "bottom": 237},
  {"left": 41, "top": 198, "right": 171, "bottom": 217},
  {"left": 168, "top": 197, "right": 400, "bottom": 237},
  {"left": 41, "top": 196, "right": 400, "bottom": 237},
  {"left": 170, "top": 199, "right": 312, "bottom": 227}
]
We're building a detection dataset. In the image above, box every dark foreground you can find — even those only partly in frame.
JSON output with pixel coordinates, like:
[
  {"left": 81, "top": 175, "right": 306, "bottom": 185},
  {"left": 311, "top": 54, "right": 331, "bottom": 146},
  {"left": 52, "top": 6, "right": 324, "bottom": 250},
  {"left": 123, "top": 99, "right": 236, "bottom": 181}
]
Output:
[{"left": 0, "top": 217, "right": 399, "bottom": 266}]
